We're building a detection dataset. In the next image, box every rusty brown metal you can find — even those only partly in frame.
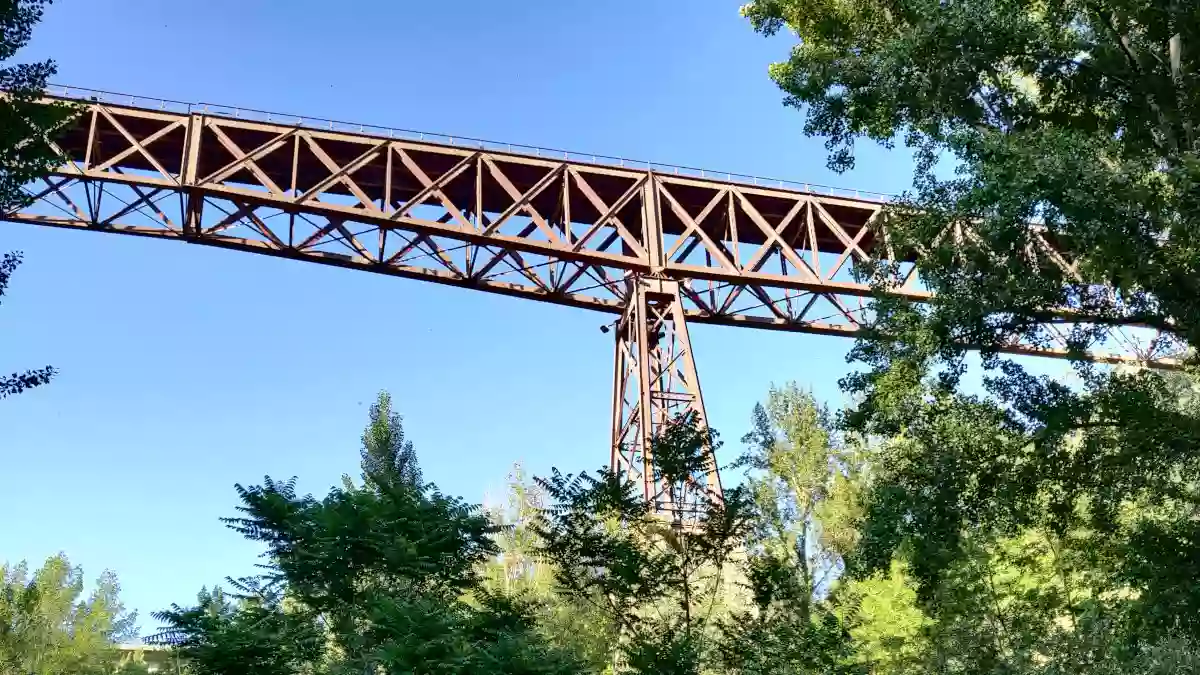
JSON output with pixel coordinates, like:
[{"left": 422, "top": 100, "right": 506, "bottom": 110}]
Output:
[
  {"left": 2, "top": 91, "right": 1177, "bottom": 517},
  {"left": 612, "top": 278, "right": 721, "bottom": 511}
]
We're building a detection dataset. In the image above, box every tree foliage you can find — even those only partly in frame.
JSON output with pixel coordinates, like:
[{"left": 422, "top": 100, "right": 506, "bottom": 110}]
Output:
[
  {"left": 151, "top": 584, "right": 321, "bottom": 675},
  {"left": 2, "top": 0, "right": 77, "bottom": 214},
  {"left": 533, "top": 417, "right": 755, "bottom": 675},
  {"left": 725, "top": 384, "right": 869, "bottom": 674},
  {"left": 150, "top": 391, "right": 585, "bottom": 675},
  {"left": 738, "top": 384, "right": 866, "bottom": 609},
  {"left": 145, "top": 374, "right": 1200, "bottom": 674},
  {"left": 357, "top": 391, "right": 422, "bottom": 491},
  {"left": 740, "top": 0, "right": 1200, "bottom": 383},
  {"left": 0, "top": 554, "right": 138, "bottom": 675},
  {"left": 536, "top": 412, "right": 867, "bottom": 674},
  {"left": 480, "top": 464, "right": 617, "bottom": 672},
  {"left": 745, "top": 0, "right": 1200, "bottom": 670}
]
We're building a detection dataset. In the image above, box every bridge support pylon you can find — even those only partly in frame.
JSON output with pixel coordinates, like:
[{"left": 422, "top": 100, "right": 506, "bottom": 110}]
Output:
[{"left": 611, "top": 276, "right": 723, "bottom": 518}]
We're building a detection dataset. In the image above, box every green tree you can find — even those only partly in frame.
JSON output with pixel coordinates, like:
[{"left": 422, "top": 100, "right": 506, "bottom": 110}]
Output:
[
  {"left": 832, "top": 559, "right": 929, "bottom": 675},
  {"left": 152, "top": 392, "right": 585, "bottom": 675},
  {"left": 845, "top": 396, "right": 1200, "bottom": 672},
  {"left": 481, "top": 464, "right": 617, "bottom": 672},
  {"left": 738, "top": 383, "right": 867, "bottom": 614},
  {"left": 534, "top": 417, "right": 749, "bottom": 675},
  {"left": 151, "top": 584, "right": 322, "bottom": 675},
  {"left": 746, "top": 0, "right": 1200, "bottom": 669},
  {"left": 483, "top": 464, "right": 549, "bottom": 596},
  {"left": 357, "top": 391, "right": 422, "bottom": 490},
  {"left": 535, "top": 413, "right": 861, "bottom": 675},
  {"left": 0, "top": 554, "right": 138, "bottom": 675},
  {"left": 720, "top": 384, "right": 871, "bottom": 674}
]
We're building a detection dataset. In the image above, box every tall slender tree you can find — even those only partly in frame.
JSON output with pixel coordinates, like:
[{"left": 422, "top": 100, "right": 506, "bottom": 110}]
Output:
[
  {"left": 359, "top": 391, "right": 422, "bottom": 490},
  {"left": 738, "top": 383, "right": 866, "bottom": 614},
  {"left": 480, "top": 464, "right": 618, "bottom": 673},
  {"left": 718, "top": 385, "right": 868, "bottom": 675}
]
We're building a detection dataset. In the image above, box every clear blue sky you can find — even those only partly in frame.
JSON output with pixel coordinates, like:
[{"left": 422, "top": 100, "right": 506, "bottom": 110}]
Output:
[{"left": 0, "top": 0, "right": 1062, "bottom": 634}]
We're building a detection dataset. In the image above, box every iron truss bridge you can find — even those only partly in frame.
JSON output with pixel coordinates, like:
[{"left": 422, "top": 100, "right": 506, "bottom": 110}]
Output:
[{"left": 2, "top": 87, "right": 1173, "bottom": 518}]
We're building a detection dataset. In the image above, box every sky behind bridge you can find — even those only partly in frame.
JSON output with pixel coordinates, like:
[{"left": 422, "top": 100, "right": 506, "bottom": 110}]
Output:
[{"left": 0, "top": 0, "right": 1067, "bottom": 633}]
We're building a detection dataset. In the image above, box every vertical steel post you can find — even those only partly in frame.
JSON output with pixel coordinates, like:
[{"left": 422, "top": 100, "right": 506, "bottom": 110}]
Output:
[{"left": 181, "top": 113, "right": 204, "bottom": 236}]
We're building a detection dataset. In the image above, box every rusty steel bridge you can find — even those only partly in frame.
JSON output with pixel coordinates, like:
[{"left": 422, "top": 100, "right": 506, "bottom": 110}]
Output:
[{"left": 2, "top": 87, "right": 1169, "bottom": 515}]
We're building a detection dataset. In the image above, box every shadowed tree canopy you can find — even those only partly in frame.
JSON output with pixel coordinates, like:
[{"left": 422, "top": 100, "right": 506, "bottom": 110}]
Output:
[
  {"left": 149, "top": 583, "right": 324, "bottom": 675},
  {"left": 746, "top": 0, "right": 1200, "bottom": 669},
  {"left": 744, "top": 0, "right": 1199, "bottom": 361}
]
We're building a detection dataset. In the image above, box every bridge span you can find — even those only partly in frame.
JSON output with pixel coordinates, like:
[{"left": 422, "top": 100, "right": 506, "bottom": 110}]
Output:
[{"left": 2, "top": 87, "right": 1166, "bottom": 516}]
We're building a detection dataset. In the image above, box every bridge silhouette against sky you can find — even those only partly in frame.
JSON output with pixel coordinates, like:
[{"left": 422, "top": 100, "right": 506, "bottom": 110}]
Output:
[{"left": 2, "top": 87, "right": 1169, "bottom": 516}]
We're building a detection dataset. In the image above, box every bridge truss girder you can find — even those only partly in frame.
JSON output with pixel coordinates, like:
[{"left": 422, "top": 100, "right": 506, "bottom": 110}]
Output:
[{"left": 2, "top": 94, "right": 1175, "bottom": 515}]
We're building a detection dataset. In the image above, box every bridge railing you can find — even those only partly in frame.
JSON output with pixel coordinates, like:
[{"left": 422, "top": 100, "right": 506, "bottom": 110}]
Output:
[{"left": 44, "top": 84, "right": 895, "bottom": 204}]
